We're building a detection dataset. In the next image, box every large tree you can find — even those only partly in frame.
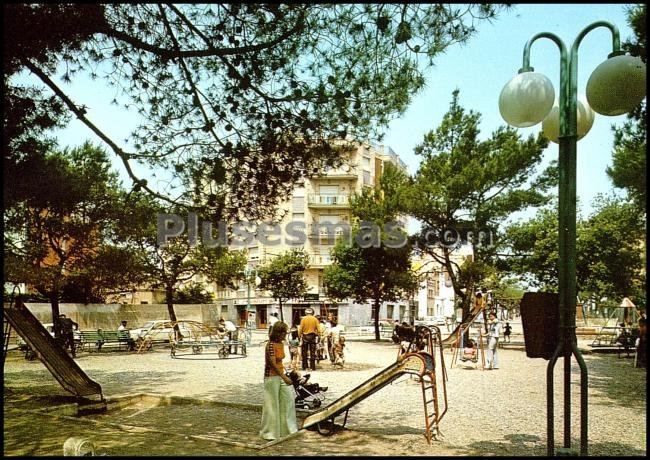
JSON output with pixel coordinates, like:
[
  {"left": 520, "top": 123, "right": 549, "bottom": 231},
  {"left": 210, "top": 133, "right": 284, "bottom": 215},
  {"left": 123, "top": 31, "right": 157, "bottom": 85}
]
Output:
[
  {"left": 116, "top": 195, "right": 246, "bottom": 336},
  {"left": 606, "top": 4, "right": 646, "bottom": 212},
  {"left": 3, "top": 142, "right": 147, "bottom": 334},
  {"left": 324, "top": 163, "right": 418, "bottom": 340},
  {"left": 257, "top": 249, "right": 309, "bottom": 323},
  {"left": 400, "top": 90, "right": 552, "bottom": 321},
  {"left": 4, "top": 3, "right": 506, "bottom": 221}
]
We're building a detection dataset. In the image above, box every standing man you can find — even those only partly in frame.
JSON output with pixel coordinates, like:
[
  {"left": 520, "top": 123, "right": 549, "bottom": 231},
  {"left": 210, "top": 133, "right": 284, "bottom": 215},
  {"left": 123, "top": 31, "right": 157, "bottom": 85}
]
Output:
[
  {"left": 298, "top": 307, "right": 319, "bottom": 371},
  {"left": 268, "top": 312, "right": 279, "bottom": 335},
  {"left": 486, "top": 312, "right": 502, "bottom": 370},
  {"left": 58, "top": 314, "right": 78, "bottom": 358}
]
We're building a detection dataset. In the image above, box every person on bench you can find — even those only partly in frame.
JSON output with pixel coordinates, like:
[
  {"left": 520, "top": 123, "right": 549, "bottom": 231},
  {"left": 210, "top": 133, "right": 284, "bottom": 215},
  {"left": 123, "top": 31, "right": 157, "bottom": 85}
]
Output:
[
  {"left": 117, "top": 320, "right": 136, "bottom": 351},
  {"left": 95, "top": 328, "right": 105, "bottom": 351}
]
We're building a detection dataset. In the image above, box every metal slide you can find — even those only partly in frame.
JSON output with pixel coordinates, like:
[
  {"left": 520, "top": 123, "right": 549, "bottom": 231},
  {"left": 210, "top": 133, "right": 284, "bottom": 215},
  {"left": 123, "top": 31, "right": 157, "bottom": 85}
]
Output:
[
  {"left": 440, "top": 305, "right": 485, "bottom": 346},
  {"left": 301, "top": 352, "right": 444, "bottom": 441},
  {"left": 3, "top": 299, "right": 105, "bottom": 411}
]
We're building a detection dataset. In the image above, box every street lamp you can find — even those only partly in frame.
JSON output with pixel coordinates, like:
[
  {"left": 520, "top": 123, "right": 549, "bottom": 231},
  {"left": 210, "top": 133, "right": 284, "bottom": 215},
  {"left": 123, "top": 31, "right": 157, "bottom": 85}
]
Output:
[
  {"left": 244, "top": 265, "right": 262, "bottom": 345},
  {"left": 499, "top": 22, "right": 645, "bottom": 456}
]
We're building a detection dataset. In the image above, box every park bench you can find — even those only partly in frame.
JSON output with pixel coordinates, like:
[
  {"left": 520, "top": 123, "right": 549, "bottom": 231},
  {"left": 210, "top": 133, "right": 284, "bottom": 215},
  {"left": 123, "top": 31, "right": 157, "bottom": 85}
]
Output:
[{"left": 79, "top": 330, "right": 134, "bottom": 352}]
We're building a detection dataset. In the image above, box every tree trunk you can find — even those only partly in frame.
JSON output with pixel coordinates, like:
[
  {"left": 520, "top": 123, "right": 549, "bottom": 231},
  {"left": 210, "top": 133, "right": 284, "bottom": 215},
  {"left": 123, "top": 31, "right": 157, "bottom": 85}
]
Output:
[
  {"left": 373, "top": 297, "right": 381, "bottom": 341},
  {"left": 165, "top": 285, "right": 181, "bottom": 339},
  {"left": 50, "top": 292, "right": 61, "bottom": 338},
  {"left": 278, "top": 298, "right": 284, "bottom": 323}
]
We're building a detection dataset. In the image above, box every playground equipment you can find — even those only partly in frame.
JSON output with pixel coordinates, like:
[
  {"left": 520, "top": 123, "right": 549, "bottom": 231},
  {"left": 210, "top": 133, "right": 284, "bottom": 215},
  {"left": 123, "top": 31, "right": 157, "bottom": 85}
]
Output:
[
  {"left": 3, "top": 297, "right": 106, "bottom": 413},
  {"left": 441, "top": 297, "right": 487, "bottom": 347},
  {"left": 589, "top": 297, "right": 640, "bottom": 355},
  {"left": 449, "top": 323, "right": 486, "bottom": 370},
  {"left": 169, "top": 320, "right": 247, "bottom": 358},
  {"left": 303, "top": 324, "right": 448, "bottom": 444}
]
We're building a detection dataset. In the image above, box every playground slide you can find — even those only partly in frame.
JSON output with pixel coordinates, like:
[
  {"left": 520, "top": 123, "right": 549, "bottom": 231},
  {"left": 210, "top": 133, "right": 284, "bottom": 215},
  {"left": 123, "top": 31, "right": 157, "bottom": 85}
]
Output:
[
  {"left": 3, "top": 300, "right": 105, "bottom": 406},
  {"left": 301, "top": 354, "right": 427, "bottom": 430},
  {"left": 440, "top": 305, "right": 485, "bottom": 345}
]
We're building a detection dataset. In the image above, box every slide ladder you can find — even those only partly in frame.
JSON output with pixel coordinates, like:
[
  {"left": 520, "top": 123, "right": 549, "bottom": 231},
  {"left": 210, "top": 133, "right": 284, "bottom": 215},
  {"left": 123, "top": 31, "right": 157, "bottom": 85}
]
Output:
[{"left": 3, "top": 298, "right": 106, "bottom": 413}]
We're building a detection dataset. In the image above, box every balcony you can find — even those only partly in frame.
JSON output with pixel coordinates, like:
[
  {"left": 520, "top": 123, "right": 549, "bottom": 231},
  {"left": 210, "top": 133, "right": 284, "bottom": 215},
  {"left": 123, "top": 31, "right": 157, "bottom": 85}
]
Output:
[
  {"left": 309, "top": 165, "right": 358, "bottom": 180},
  {"left": 307, "top": 194, "right": 351, "bottom": 208},
  {"left": 309, "top": 255, "right": 333, "bottom": 268},
  {"left": 306, "top": 223, "right": 350, "bottom": 241}
]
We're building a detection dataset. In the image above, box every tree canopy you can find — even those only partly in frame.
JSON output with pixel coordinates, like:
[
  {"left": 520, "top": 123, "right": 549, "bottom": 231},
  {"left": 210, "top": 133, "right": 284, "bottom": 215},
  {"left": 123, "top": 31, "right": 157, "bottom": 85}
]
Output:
[
  {"left": 503, "top": 196, "right": 646, "bottom": 310},
  {"left": 4, "top": 3, "right": 506, "bottom": 221},
  {"left": 398, "top": 90, "right": 552, "bottom": 317},
  {"left": 258, "top": 249, "right": 309, "bottom": 323},
  {"left": 606, "top": 4, "right": 646, "bottom": 213},
  {"left": 3, "top": 142, "right": 149, "bottom": 322}
]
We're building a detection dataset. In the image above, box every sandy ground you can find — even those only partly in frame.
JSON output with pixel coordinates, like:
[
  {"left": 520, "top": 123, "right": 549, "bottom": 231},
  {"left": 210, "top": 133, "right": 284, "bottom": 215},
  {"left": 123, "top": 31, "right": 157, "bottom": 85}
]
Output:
[{"left": 3, "top": 331, "right": 647, "bottom": 456}]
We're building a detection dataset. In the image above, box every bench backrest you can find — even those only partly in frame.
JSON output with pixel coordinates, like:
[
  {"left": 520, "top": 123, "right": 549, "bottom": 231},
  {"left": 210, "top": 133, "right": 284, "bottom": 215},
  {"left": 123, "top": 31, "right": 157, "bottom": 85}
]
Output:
[{"left": 80, "top": 330, "right": 131, "bottom": 342}]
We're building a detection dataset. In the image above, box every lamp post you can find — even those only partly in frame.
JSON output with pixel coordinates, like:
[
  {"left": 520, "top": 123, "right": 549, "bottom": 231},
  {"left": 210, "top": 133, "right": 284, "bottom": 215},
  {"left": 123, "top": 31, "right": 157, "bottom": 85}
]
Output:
[
  {"left": 244, "top": 266, "right": 261, "bottom": 345},
  {"left": 499, "top": 22, "right": 645, "bottom": 456}
]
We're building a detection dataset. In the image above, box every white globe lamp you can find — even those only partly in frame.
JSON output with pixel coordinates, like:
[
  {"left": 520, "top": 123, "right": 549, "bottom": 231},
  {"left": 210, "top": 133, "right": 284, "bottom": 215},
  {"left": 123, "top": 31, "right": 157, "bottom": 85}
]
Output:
[
  {"left": 541, "top": 95, "right": 596, "bottom": 143},
  {"left": 586, "top": 54, "right": 646, "bottom": 116},
  {"left": 499, "top": 71, "right": 555, "bottom": 127}
]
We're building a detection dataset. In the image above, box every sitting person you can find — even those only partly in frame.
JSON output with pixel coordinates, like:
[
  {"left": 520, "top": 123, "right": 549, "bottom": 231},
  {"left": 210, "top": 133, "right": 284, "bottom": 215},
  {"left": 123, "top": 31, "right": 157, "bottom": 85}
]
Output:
[
  {"left": 461, "top": 338, "right": 477, "bottom": 362},
  {"left": 635, "top": 317, "right": 646, "bottom": 368}
]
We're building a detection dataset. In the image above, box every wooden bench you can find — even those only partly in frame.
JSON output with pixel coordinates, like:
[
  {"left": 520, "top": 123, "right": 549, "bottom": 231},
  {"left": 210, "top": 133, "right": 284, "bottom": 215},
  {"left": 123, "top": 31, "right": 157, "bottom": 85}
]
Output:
[{"left": 79, "top": 330, "right": 134, "bottom": 352}]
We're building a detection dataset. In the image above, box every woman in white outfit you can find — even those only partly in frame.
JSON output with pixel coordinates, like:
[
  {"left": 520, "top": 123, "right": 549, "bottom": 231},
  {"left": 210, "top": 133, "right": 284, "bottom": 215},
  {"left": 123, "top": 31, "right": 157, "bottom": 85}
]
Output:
[
  {"left": 259, "top": 321, "right": 298, "bottom": 440},
  {"left": 486, "top": 312, "right": 502, "bottom": 370}
]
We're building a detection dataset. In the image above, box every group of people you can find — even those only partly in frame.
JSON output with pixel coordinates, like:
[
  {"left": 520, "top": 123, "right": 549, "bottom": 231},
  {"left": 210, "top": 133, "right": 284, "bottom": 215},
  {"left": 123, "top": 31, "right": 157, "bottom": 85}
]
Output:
[
  {"left": 269, "top": 309, "right": 346, "bottom": 372},
  {"left": 296, "top": 308, "right": 346, "bottom": 371},
  {"left": 260, "top": 308, "right": 346, "bottom": 441}
]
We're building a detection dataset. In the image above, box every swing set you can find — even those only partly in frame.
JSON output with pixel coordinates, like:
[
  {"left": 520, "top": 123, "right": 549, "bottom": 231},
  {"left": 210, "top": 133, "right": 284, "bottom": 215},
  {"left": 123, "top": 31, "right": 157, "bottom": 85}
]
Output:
[{"left": 449, "top": 323, "right": 486, "bottom": 370}]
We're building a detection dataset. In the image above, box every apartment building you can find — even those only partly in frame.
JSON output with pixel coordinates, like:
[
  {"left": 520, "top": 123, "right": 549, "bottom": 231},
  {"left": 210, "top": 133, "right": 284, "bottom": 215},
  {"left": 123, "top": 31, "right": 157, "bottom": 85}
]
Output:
[
  {"left": 213, "top": 141, "right": 415, "bottom": 328},
  {"left": 411, "top": 246, "right": 473, "bottom": 321}
]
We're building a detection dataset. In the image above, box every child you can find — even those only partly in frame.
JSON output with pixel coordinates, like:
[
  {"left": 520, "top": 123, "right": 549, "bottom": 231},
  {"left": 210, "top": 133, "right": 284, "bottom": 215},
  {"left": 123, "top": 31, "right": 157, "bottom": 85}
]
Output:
[
  {"left": 332, "top": 335, "right": 347, "bottom": 367},
  {"left": 288, "top": 326, "right": 301, "bottom": 370},
  {"left": 504, "top": 322, "right": 512, "bottom": 343},
  {"left": 461, "top": 338, "right": 477, "bottom": 362}
]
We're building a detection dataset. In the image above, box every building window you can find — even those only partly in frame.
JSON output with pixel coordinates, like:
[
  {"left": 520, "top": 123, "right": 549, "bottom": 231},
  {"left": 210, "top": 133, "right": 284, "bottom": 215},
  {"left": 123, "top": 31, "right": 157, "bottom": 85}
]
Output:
[
  {"left": 362, "top": 156, "right": 371, "bottom": 170},
  {"left": 386, "top": 304, "right": 394, "bottom": 319},
  {"left": 292, "top": 196, "right": 305, "bottom": 213},
  {"left": 363, "top": 171, "right": 372, "bottom": 185},
  {"left": 427, "top": 305, "right": 435, "bottom": 316},
  {"left": 319, "top": 185, "right": 339, "bottom": 195}
]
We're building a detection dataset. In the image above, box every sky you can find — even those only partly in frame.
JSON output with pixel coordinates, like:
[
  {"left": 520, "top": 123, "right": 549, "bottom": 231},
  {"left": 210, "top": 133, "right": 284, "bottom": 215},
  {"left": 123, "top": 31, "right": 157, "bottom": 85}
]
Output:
[
  {"left": 44, "top": 3, "right": 639, "bottom": 223},
  {"left": 382, "top": 3, "right": 638, "bottom": 222}
]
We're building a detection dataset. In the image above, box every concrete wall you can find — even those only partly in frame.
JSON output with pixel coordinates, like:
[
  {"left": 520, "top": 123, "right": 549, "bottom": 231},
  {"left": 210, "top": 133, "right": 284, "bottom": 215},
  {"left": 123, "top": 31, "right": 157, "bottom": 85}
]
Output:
[{"left": 12, "top": 303, "right": 229, "bottom": 331}]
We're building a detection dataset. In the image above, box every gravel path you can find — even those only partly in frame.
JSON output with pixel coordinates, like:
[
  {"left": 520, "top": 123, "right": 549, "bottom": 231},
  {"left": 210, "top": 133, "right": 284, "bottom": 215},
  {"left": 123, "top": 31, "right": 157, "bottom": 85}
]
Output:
[{"left": 3, "top": 334, "right": 646, "bottom": 456}]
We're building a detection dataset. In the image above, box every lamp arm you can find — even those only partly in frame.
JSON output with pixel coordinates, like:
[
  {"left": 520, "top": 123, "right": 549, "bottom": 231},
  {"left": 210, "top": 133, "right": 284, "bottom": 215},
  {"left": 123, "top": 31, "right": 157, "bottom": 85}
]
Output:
[
  {"left": 521, "top": 32, "right": 567, "bottom": 73},
  {"left": 563, "top": 21, "right": 620, "bottom": 139},
  {"left": 571, "top": 21, "right": 620, "bottom": 58}
]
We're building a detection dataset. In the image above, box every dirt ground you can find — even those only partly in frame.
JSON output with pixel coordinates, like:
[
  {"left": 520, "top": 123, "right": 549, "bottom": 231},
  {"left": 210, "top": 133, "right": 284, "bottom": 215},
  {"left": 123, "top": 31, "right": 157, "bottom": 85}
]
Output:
[{"left": 3, "top": 333, "right": 647, "bottom": 457}]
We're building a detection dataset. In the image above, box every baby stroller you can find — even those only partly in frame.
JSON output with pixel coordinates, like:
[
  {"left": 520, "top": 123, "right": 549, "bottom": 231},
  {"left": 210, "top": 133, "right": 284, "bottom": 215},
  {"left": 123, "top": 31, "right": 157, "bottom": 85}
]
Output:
[{"left": 286, "top": 370, "right": 328, "bottom": 410}]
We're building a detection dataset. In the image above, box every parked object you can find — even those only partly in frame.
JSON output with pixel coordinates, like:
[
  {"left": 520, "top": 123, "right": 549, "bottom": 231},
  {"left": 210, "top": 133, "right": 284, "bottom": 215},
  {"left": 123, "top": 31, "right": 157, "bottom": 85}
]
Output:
[{"left": 129, "top": 320, "right": 193, "bottom": 344}]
